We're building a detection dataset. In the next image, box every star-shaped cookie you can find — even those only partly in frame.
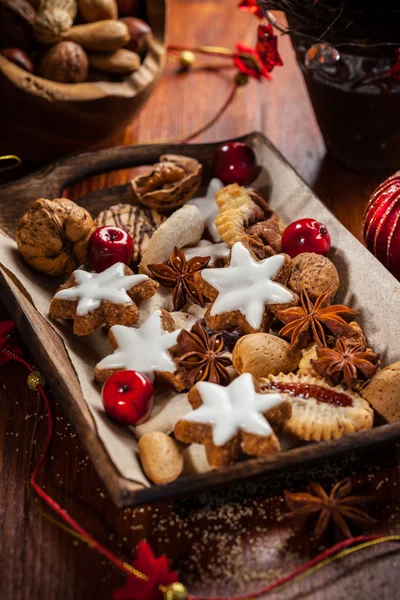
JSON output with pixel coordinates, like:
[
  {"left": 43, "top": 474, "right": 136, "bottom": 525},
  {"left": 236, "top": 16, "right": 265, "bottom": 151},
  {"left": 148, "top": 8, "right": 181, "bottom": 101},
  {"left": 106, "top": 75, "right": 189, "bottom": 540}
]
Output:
[
  {"left": 198, "top": 242, "right": 294, "bottom": 334},
  {"left": 49, "top": 262, "right": 157, "bottom": 336},
  {"left": 175, "top": 373, "right": 291, "bottom": 467},
  {"left": 188, "top": 178, "right": 224, "bottom": 242},
  {"left": 94, "top": 309, "right": 182, "bottom": 385}
]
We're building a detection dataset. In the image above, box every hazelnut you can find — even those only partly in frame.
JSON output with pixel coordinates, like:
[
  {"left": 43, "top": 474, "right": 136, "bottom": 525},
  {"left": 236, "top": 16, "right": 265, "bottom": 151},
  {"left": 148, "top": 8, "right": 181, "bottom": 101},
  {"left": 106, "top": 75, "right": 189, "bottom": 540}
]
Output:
[
  {"left": 232, "top": 333, "right": 301, "bottom": 379},
  {"left": 120, "top": 17, "right": 151, "bottom": 55},
  {"left": 16, "top": 198, "right": 94, "bottom": 276},
  {"left": 288, "top": 252, "right": 340, "bottom": 301},
  {"left": 0, "top": 47, "right": 34, "bottom": 73},
  {"left": 38, "top": 41, "right": 89, "bottom": 83}
]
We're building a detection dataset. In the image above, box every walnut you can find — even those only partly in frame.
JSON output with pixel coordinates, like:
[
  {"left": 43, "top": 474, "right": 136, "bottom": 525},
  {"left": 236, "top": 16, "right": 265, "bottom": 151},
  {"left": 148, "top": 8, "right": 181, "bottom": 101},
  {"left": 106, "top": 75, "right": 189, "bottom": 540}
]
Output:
[
  {"left": 38, "top": 41, "right": 89, "bottom": 83},
  {"left": 16, "top": 198, "right": 94, "bottom": 276},
  {"left": 288, "top": 253, "right": 340, "bottom": 302},
  {"left": 243, "top": 219, "right": 283, "bottom": 259},
  {"left": 131, "top": 155, "right": 202, "bottom": 211},
  {"left": 342, "top": 321, "right": 367, "bottom": 348}
]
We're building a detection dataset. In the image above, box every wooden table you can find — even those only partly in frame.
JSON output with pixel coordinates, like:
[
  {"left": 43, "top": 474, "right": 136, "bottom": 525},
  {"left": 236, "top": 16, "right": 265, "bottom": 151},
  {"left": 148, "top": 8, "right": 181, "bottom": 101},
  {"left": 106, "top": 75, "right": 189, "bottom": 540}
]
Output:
[{"left": 1, "top": 1, "right": 399, "bottom": 599}]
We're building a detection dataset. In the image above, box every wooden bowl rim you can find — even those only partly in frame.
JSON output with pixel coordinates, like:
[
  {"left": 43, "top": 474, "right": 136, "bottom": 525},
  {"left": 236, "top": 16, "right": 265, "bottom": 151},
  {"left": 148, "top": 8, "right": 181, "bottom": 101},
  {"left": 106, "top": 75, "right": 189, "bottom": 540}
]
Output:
[{"left": 0, "top": 0, "right": 167, "bottom": 102}]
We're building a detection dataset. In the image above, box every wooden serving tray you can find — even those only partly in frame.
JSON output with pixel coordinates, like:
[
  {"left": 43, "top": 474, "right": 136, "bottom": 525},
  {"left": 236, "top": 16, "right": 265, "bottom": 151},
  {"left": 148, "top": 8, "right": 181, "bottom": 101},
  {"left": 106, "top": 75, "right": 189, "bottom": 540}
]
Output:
[{"left": 1, "top": 132, "right": 400, "bottom": 507}]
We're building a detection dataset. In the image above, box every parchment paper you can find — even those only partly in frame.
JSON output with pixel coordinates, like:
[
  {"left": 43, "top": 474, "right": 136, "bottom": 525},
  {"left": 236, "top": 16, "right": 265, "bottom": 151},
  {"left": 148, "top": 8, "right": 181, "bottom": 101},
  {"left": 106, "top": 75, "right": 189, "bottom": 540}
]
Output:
[{"left": 1, "top": 135, "right": 399, "bottom": 488}]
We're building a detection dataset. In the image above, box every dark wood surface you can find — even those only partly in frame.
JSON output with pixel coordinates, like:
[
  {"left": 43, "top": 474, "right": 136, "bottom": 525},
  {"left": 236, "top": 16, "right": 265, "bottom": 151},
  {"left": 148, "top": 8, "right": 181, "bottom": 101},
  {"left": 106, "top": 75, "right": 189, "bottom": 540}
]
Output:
[{"left": 1, "top": 1, "right": 400, "bottom": 598}]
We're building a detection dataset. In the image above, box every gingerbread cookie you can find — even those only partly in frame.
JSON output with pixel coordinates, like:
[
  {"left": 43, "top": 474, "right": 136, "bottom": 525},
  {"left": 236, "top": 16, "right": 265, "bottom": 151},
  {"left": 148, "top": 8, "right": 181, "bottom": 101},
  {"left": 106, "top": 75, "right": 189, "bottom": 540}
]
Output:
[
  {"left": 94, "top": 309, "right": 185, "bottom": 390},
  {"left": 174, "top": 373, "right": 291, "bottom": 467},
  {"left": 95, "top": 203, "right": 166, "bottom": 265},
  {"left": 49, "top": 262, "right": 157, "bottom": 336},
  {"left": 197, "top": 241, "right": 293, "bottom": 334}
]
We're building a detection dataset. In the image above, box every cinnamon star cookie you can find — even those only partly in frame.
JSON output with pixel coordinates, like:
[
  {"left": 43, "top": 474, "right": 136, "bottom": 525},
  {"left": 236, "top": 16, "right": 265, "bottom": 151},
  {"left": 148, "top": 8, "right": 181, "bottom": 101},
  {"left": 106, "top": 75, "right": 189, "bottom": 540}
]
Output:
[{"left": 49, "top": 262, "right": 157, "bottom": 335}]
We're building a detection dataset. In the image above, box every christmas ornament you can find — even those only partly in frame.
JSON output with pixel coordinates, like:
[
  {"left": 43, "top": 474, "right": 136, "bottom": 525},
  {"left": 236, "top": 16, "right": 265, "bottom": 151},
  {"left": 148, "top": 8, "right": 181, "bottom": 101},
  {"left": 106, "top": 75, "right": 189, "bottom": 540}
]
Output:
[
  {"left": 163, "top": 582, "right": 188, "bottom": 600},
  {"left": 281, "top": 218, "right": 331, "bottom": 258},
  {"left": 214, "top": 142, "right": 257, "bottom": 185},
  {"left": 256, "top": 24, "right": 283, "bottom": 73},
  {"left": 0, "top": 320, "right": 22, "bottom": 365},
  {"left": 113, "top": 541, "right": 178, "bottom": 600},
  {"left": 234, "top": 42, "right": 270, "bottom": 80},
  {"left": 179, "top": 50, "right": 196, "bottom": 69},
  {"left": 238, "top": 0, "right": 264, "bottom": 19},
  {"left": 102, "top": 370, "right": 154, "bottom": 426},
  {"left": 87, "top": 226, "right": 134, "bottom": 272},
  {"left": 363, "top": 171, "right": 400, "bottom": 280},
  {"left": 304, "top": 43, "right": 340, "bottom": 70},
  {"left": 27, "top": 370, "right": 46, "bottom": 391}
]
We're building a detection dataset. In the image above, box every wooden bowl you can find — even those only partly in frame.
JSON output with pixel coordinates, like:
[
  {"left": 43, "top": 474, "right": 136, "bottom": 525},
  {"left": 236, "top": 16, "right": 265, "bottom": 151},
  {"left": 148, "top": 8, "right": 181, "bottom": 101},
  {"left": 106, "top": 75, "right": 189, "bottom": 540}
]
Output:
[{"left": 0, "top": 1, "right": 166, "bottom": 163}]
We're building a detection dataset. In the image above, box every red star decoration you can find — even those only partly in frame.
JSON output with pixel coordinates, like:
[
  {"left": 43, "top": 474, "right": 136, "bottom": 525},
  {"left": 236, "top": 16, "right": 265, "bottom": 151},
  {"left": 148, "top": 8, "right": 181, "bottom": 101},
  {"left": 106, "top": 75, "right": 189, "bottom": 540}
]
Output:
[
  {"left": 238, "top": 0, "right": 264, "bottom": 19},
  {"left": 256, "top": 24, "right": 283, "bottom": 72},
  {"left": 113, "top": 542, "right": 178, "bottom": 600},
  {"left": 0, "top": 321, "right": 22, "bottom": 366},
  {"left": 234, "top": 43, "right": 271, "bottom": 80},
  {"left": 390, "top": 49, "right": 400, "bottom": 80}
]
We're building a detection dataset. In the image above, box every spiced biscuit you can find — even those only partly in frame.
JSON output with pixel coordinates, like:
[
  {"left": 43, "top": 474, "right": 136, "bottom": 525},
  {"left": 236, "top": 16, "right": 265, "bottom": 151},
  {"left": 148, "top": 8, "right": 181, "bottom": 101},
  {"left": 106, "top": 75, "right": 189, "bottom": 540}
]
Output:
[
  {"left": 49, "top": 262, "right": 157, "bottom": 336},
  {"left": 174, "top": 373, "right": 291, "bottom": 467},
  {"left": 196, "top": 242, "right": 294, "bottom": 335},
  {"left": 94, "top": 309, "right": 185, "bottom": 391},
  {"left": 95, "top": 203, "right": 166, "bottom": 265}
]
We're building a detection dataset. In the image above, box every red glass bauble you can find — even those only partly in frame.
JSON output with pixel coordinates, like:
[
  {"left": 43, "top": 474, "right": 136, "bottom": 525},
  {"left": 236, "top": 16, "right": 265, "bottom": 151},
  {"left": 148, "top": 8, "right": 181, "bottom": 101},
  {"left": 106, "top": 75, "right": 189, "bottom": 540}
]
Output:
[
  {"left": 282, "top": 218, "right": 331, "bottom": 258},
  {"left": 102, "top": 370, "right": 154, "bottom": 426},
  {"left": 363, "top": 171, "right": 400, "bottom": 280},
  {"left": 87, "top": 226, "right": 134, "bottom": 272},
  {"left": 214, "top": 142, "right": 257, "bottom": 186}
]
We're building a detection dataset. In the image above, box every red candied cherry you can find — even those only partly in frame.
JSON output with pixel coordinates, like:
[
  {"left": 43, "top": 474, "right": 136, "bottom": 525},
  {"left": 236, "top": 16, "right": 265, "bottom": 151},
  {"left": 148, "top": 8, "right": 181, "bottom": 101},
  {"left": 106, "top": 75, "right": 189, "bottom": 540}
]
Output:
[
  {"left": 282, "top": 218, "right": 331, "bottom": 258},
  {"left": 214, "top": 141, "right": 257, "bottom": 186},
  {"left": 87, "top": 226, "right": 133, "bottom": 272},
  {"left": 102, "top": 370, "right": 154, "bottom": 426}
]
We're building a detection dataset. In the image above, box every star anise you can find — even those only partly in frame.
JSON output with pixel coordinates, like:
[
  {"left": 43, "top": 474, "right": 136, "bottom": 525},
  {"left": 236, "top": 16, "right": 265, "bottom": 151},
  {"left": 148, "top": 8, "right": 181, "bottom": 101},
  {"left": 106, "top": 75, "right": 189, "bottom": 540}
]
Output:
[
  {"left": 277, "top": 288, "right": 359, "bottom": 350},
  {"left": 311, "top": 337, "right": 380, "bottom": 390},
  {"left": 148, "top": 247, "right": 210, "bottom": 311},
  {"left": 284, "top": 478, "right": 376, "bottom": 539},
  {"left": 176, "top": 321, "right": 232, "bottom": 387}
]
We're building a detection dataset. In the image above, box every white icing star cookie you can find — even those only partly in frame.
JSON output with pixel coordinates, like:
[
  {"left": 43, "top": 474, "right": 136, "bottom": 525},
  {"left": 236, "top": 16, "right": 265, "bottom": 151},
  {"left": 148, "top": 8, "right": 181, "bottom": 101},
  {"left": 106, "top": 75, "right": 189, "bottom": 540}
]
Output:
[
  {"left": 201, "top": 242, "right": 293, "bottom": 330},
  {"left": 183, "top": 240, "right": 230, "bottom": 263},
  {"left": 95, "top": 310, "right": 181, "bottom": 383},
  {"left": 183, "top": 373, "right": 285, "bottom": 446},
  {"left": 54, "top": 262, "right": 148, "bottom": 316},
  {"left": 188, "top": 178, "right": 224, "bottom": 242}
]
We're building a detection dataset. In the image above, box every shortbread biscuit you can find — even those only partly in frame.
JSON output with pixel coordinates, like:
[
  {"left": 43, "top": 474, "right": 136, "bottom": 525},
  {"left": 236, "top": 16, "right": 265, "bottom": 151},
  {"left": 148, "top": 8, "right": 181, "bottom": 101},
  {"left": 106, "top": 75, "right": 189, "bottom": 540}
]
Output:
[{"left": 259, "top": 372, "right": 374, "bottom": 441}]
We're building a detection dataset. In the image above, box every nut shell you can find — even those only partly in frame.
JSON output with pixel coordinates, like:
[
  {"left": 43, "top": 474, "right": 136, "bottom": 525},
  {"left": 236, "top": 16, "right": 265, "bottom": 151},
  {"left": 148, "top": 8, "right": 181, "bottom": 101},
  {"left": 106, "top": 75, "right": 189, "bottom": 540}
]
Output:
[
  {"left": 232, "top": 333, "right": 301, "bottom": 379},
  {"left": 34, "top": 0, "right": 78, "bottom": 44},
  {"left": 131, "top": 155, "right": 202, "bottom": 211},
  {"left": 16, "top": 198, "right": 94, "bottom": 276},
  {"left": 78, "top": 0, "right": 118, "bottom": 22},
  {"left": 38, "top": 41, "right": 89, "bottom": 83},
  {"left": 288, "top": 252, "right": 340, "bottom": 301}
]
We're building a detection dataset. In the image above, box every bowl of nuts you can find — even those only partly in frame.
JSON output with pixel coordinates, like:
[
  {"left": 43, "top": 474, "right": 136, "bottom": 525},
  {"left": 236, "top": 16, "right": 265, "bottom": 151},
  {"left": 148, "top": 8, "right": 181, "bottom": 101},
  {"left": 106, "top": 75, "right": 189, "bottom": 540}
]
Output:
[{"left": 0, "top": 0, "right": 166, "bottom": 162}]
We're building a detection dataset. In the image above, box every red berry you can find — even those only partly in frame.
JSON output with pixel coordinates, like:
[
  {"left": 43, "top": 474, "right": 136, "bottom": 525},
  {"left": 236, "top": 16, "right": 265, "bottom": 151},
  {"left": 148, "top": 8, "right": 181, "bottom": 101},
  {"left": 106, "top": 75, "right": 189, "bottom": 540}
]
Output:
[
  {"left": 102, "top": 370, "right": 154, "bottom": 426},
  {"left": 214, "top": 142, "right": 257, "bottom": 186},
  {"left": 282, "top": 218, "right": 331, "bottom": 258},
  {"left": 87, "top": 226, "right": 133, "bottom": 272},
  {"left": 363, "top": 171, "right": 400, "bottom": 280}
]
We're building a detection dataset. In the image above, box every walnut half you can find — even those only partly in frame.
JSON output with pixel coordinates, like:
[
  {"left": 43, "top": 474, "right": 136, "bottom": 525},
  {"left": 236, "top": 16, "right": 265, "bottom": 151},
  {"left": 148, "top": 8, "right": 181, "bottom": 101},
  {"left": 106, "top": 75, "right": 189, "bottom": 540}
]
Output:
[
  {"left": 131, "top": 154, "right": 202, "bottom": 211},
  {"left": 16, "top": 198, "right": 94, "bottom": 276}
]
